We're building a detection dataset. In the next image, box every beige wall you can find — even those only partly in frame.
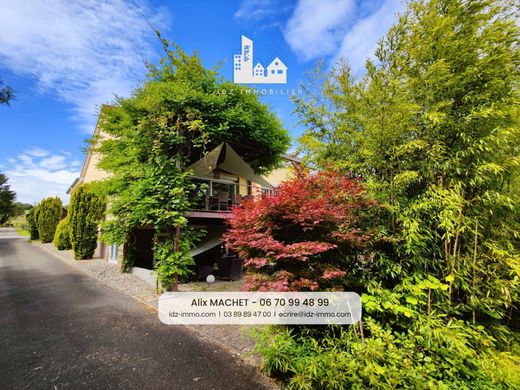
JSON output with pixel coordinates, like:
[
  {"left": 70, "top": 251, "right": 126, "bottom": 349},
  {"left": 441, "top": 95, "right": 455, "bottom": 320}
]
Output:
[
  {"left": 238, "top": 177, "right": 249, "bottom": 196},
  {"left": 83, "top": 150, "right": 111, "bottom": 184},
  {"left": 70, "top": 128, "right": 112, "bottom": 193},
  {"left": 263, "top": 165, "right": 296, "bottom": 187}
]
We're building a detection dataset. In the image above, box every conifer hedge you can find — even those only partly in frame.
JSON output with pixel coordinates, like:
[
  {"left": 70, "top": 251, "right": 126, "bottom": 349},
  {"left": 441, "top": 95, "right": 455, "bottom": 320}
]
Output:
[
  {"left": 69, "top": 185, "right": 105, "bottom": 259},
  {"left": 26, "top": 207, "right": 39, "bottom": 240},
  {"left": 35, "top": 196, "right": 63, "bottom": 243},
  {"left": 53, "top": 217, "right": 71, "bottom": 250}
]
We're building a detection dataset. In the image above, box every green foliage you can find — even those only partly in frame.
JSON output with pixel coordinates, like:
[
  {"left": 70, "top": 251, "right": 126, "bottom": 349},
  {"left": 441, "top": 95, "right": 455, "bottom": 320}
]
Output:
[
  {"left": 53, "top": 218, "right": 71, "bottom": 250},
  {"left": 69, "top": 185, "right": 105, "bottom": 259},
  {"left": 255, "top": 0, "right": 520, "bottom": 388},
  {"left": 11, "top": 202, "right": 32, "bottom": 218},
  {"left": 256, "top": 321, "right": 519, "bottom": 390},
  {"left": 27, "top": 207, "right": 39, "bottom": 240},
  {"left": 0, "top": 172, "right": 16, "bottom": 224},
  {"left": 95, "top": 36, "right": 289, "bottom": 287},
  {"left": 121, "top": 241, "right": 136, "bottom": 273},
  {"left": 295, "top": 0, "right": 519, "bottom": 330},
  {"left": 152, "top": 226, "right": 204, "bottom": 286},
  {"left": 153, "top": 237, "right": 194, "bottom": 287},
  {"left": 35, "top": 196, "right": 63, "bottom": 243}
]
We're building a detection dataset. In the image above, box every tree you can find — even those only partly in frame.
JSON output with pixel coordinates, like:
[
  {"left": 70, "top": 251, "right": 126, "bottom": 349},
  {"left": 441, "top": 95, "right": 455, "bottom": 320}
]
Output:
[
  {"left": 96, "top": 36, "right": 290, "bottom": 287},
  {"left": 35, "top": 197, "right": 63, "bottom": 243},
  {"left": 26, "top": 207, "right": 39, "bottom": 240},
  {"left": 257, "top": 0, "right": 520, "bottom": 388},
  {"left": 53, "top": 217, "right": 72, "bottom": 250},
  {"left": 69, "top": 185, "right": 105, "bottom": 259},
  {"left": 12, "top": 202, "right": 32, "bottom": 217},
  {"left": 225, "top": 170, "right": 379, "bottom": 292},
  {"left": 0, "top": 173, "right": 16, "bottom": 224},
  {"left": 0, "top": 77, "right": 14, "bottom": 105},
  {"left": 295, "top": 0, "right": 519, "bottom": 329}
]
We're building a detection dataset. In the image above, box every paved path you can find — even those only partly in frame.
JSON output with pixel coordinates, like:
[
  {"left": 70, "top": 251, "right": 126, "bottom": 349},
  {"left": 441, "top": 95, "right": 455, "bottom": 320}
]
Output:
[{"left": 0, "top": 228, "right": 274, "bottom": 389}]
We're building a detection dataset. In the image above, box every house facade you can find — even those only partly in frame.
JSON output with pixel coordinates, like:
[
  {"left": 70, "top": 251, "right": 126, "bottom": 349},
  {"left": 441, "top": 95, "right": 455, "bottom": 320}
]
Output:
[{"left": 68, "top": 111, "right": 300, "bottom": 282}]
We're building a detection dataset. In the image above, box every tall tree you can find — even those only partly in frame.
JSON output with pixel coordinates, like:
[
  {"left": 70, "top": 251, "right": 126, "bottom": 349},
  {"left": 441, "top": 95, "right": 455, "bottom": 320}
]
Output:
[
  {"left": 295, "top": 0, "right": 519, "bottom": 332},
  {"left": 69, "top": 185, "right": 105, "bottom": 259},
  {"left": 0, "top": 173, "right": 16, "bottom": 224},
  {"left": 35, "top": 197, "right": 63, "bottom": 243}
]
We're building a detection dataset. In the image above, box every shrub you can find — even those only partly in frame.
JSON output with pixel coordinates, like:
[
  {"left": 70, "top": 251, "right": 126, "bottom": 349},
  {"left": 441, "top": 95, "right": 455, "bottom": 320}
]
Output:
[
  {"left": 256, "top": 320, "right": 520, "bottom": 390},
  {"left": 53, "top": 218, "right": 71, "bottom": 250},
  {"left": 26, "top": 207, "right": 39, "bottom": 240},
  {"left": 35, "top": 196, "right": 63, "bottom": 243},
  {"left": 69, "top": 185, "right": 105, "bottom": 259},
  {"left": 225, "top": 169, "right": 378, "bottom": 292}
]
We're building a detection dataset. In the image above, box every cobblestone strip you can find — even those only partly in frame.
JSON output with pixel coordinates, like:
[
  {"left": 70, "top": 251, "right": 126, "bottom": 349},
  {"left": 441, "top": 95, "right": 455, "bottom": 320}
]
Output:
[{"left": 31, "top": 242, "right": 263, "bottom": 368}]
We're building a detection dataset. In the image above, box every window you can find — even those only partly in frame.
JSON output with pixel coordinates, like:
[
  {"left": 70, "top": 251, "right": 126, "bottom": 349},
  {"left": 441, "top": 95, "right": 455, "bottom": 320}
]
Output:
[
  {"left": 109, "top": 244, "right": 119, "bottom": 264},
  {"left": 271, "top": 70, "right": 275, "bottom": 74},
  {"left": 277, "top": 69, "right": 283, "bottom": 74}
]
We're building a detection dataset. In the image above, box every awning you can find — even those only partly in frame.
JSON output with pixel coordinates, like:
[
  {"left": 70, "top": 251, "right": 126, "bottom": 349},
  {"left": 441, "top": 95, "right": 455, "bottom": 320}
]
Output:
[
  {"left": 186, "top": 143, "right": 272, "bottom": 188},
  {"left": 189, "top": 237, "right": 223, "bottom": 257}
]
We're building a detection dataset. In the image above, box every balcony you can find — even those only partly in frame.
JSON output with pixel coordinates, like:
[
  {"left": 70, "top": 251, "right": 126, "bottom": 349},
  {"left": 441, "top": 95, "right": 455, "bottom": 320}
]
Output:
[{"left": 187, "top": 176, "right": 272, "bottom": 219}]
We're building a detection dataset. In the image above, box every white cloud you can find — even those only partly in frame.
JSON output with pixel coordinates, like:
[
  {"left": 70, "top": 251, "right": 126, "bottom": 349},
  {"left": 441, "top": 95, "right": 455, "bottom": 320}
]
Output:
[
  {"left": 25, "top": 147, "right": 49, "bottom": 158},
  {"left": 284, "top": 0, "right": 403, "bottom": 74},
  {"left": 235, "top": 0, "right": 278, "bottom": 21},
  {"left": 39, "top": 155, "right": 67, "bottom": 170},
  {"left": 284, "top": 0, "right": 355, "bottom": 61},
  {"left": 18, "top": 154, "right": 33, "bottom": 166},
  {"left": 335, "top": 0, "right": 403, "bottom": 74},
  {"left": 0, "top": 0, "right": 168, "bottom": 133},
  {"left": 3, "top": 150, "right": 80, "bottom": 204}
]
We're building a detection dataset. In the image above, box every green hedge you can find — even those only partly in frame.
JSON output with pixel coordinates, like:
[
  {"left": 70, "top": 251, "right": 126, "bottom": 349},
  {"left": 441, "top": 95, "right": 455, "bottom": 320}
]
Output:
[
  {"left": 69, "top": 185, "right": 105, "bottom": 259},
  {"left": 26, "top": 207, "right": 39, "bottom": 240},
  {"left": 35, "top": 197, "right": 63, "bottom": 243},
  {"left": 53, "top": 218, "right": 71, "bottom": 250}
]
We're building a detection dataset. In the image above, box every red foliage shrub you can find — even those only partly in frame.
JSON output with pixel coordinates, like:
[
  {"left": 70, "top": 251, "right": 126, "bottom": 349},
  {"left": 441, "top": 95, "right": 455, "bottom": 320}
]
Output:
[{"left": 224, "top": 169, "right": 378, "bottom": 291}]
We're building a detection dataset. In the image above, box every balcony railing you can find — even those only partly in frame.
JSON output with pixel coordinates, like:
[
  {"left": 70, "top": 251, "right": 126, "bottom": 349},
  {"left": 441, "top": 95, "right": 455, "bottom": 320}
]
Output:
[{"left": 189, "top": 176, "right": 273, "bottom": 212}]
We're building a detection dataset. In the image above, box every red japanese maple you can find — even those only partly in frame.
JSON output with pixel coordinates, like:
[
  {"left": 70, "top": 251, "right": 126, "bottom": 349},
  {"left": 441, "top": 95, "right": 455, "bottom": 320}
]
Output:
[{"left": 224, "top": 169, "right": 378, "bottom": 291}]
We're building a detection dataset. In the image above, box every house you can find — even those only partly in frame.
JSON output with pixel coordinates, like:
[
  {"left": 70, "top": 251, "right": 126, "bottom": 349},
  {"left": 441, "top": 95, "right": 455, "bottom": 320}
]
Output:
[
  {"left": 233, "top": 35, "right": 287, "bottom": 84},
  {"left": 266, "top": 57, "right": 287, "bottom": 84},
  {"left": 253, "top": 63, "right": 265, "bottom": 78},
  {"left": 68, "top": 109, "right": 300, "bottom": 283}
]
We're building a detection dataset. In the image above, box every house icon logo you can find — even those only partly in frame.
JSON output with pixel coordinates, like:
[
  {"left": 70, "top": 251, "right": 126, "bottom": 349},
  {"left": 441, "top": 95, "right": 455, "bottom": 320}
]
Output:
[{"left": 233, "top": 35, "right": 287, "bottom": 84}]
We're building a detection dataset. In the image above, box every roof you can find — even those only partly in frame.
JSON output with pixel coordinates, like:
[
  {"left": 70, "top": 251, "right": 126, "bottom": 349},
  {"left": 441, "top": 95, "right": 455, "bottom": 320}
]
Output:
[
  {"left": 186, "top": 143, "right": 273, "bottom": 188},
  {"left": 267, "top": 57, "right": 287, "bottom": 69},
  {"left": 281, "top": 153, "right": 302, "bottom": 164}
]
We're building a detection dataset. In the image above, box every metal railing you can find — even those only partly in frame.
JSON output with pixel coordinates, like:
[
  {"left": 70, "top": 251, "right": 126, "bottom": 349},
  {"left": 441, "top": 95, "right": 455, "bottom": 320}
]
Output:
[{"left": 189, "top": 176, "right": 273, "bottom": 212}]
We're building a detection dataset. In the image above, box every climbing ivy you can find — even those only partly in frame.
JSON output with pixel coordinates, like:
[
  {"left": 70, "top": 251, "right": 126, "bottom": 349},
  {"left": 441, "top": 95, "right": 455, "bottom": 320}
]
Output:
[{"left": 95, "top": 35, "right": 289, "bottom": 288}]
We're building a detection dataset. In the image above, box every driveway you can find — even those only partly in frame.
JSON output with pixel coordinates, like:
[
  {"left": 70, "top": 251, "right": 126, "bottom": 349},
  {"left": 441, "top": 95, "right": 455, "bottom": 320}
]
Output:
[{"left": 0, "top": 228, "right": 273, "bottom": 389}]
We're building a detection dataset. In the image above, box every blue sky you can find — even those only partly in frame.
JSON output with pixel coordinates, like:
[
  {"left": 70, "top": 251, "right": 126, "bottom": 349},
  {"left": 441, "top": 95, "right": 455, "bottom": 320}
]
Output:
[{"left": 0, "top": 0, "right": 403, "bottom": 203}]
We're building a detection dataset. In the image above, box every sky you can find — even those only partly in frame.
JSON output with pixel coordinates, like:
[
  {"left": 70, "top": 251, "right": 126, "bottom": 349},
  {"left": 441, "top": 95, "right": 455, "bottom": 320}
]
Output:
[{"left": 0, "top": 0, "right": 404, "bottom": 204}]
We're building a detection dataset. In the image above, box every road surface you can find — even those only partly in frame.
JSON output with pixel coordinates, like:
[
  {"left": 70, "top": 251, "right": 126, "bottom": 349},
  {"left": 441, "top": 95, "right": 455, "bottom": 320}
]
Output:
[{"left": 0, "top": 228, "right": 273, "bottom": 389}]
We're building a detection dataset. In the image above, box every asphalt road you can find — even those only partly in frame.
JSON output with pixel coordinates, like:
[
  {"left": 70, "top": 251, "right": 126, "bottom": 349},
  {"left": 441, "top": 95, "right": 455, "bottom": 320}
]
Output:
[{"left": 0, "top": 228, "right": 273, "bottom": 390}]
